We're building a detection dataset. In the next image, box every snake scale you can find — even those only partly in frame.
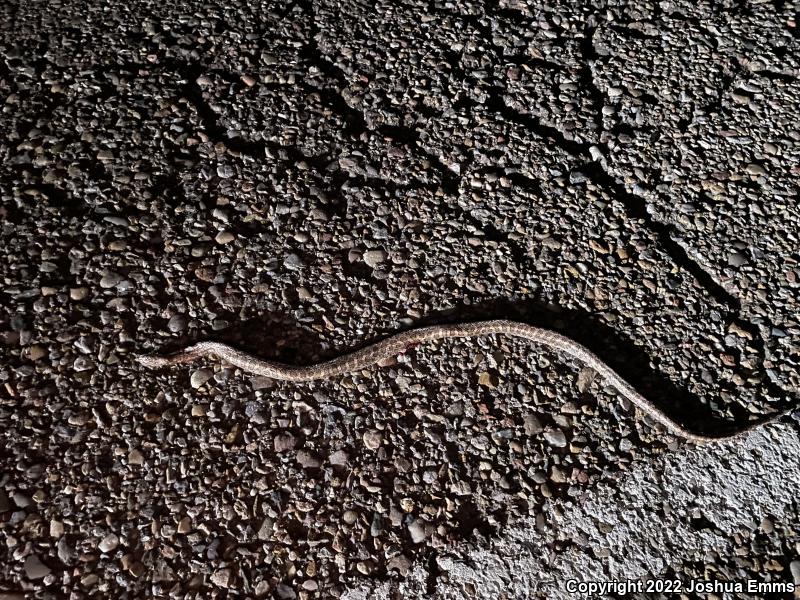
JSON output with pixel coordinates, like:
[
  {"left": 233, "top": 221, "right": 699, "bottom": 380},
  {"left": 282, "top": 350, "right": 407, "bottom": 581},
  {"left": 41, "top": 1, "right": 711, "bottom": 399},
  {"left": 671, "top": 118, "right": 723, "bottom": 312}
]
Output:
[{"left": 137, "top": 319, "right": 796, "bottom": 443}]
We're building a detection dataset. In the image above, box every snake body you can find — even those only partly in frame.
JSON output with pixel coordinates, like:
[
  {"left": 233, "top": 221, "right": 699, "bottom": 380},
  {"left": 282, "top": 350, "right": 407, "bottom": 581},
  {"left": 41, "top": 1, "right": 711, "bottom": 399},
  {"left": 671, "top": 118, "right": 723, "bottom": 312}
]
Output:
[{"left": 137, "top": 319, "right": 795, "bottom": 443}]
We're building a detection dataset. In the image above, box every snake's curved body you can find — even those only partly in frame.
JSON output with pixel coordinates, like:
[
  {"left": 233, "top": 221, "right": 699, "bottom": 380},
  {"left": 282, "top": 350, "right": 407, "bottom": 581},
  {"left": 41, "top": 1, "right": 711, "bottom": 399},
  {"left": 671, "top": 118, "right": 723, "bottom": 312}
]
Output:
[{"left": 137, "top": 319, "right": 794, "bottom": 443}]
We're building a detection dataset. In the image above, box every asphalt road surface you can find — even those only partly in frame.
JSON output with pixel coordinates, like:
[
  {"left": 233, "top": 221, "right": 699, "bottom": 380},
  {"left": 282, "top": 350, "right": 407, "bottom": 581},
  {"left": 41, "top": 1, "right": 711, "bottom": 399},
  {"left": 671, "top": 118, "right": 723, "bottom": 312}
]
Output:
[{"left": 1, "top": 1, "right": 799, "bottom": 598}]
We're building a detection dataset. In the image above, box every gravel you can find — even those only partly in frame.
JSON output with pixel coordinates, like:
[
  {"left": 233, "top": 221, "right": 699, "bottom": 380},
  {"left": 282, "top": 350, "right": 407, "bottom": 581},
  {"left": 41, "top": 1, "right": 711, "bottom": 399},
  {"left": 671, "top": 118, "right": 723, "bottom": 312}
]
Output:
[{"left": 1, "top": 0, "right": 798, "bottom": 598}]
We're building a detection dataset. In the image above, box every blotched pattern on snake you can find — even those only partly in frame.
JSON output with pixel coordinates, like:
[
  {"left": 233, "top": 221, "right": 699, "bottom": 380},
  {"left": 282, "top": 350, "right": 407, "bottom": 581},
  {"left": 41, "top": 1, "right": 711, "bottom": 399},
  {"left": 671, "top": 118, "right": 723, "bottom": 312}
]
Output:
[{"left": 137, "top": 319, "right": 796, "bottom": 443}]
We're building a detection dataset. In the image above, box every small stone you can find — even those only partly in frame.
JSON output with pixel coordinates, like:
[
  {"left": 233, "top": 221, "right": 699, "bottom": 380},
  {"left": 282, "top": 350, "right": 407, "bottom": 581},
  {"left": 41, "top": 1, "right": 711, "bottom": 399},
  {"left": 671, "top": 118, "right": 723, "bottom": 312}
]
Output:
[
  {"left": 215, "top": 231, "right": 235, "bottom": 244},
  {"left": 241, "top": 74, "right": 257, "bottom": 87},
  {"left": 191, "top": 404, "right": 207, "bottom": 417},
  {"left": 550, "top": 466, "right": 567, "bottom": 483},
  {"left": 387, "top": 554, "right": 412, "bottom": 575},
  {"left": 167, "top": 314, "right": 188, "bottom": 332},
  {"left": 301, "top": 580, "right": 318, "bottom": 591},
  {"left": 363, "top": 429, "right": 382, "bottom": 450},
  {"left": 728, "top": 252, "right": 749, "bottom": 267},
  {"left": 216, "top": 164, "right": 235, "bottom": 179},
  {"left": 275, "top": 583, "right": 296, "bottom": 599},
  {"left": 98, "top": 533, "right": 120, "bottom": 553},
  {"left": 408, "top": 519, "right": 426, "bottom": 543},
  {"left": 273, "top": 432, "right": 296, "bottom": 452},
  {"left": 257, "top": 517, "right": 274, "bottom": 540},
  {"left": 50, "top": 519, "right": 64, "bottom": 538},
  {"left": 70, "top": 287, "right": 89, "bottom": 300},
  {"left": 544, "top": 429, "right": 567, "bottom": 447},
  {"left": 73, "top": 356, "right": 94, "bottom": 372},
  {"left": 190, "top": 369, "right": 213, "bottom": 389},
  {"left": 224, "top": 423, "right": 241, "bottom": 444},
  {"left": 284, "top": 253, "right": 305, "bottom": 270},
  {"left": 296, "top": 449, "right": 322, "bottom": 468},
  {"left": 576, "top": 367, "right": 596, "bottom": 393},
  {"left": 12, "top": 492, "right": 31, "bottom": 507},
  {"left": 478, "top": 371, "right": 498, "bottom": 388},
  {"left": 760, "top": 516, "right": 774, "bottom": 533},
  {"left": 127, "top": 449, "right": 144, "bottom": 466},
  {"left": 745, "top": 163, "right": 766, "bottom": 176},
  {"left": 100, "top": 271, "right": 123, "bottom": 288},
  {"left": 329, "top": 449, "right": 349, "bottom": 466},
  {"left": 211, "top": 568, "right": 233, "bottom": 588},
  {"left": 28, "top": 345, "right": 46, "bottom": 361},
  {"left": 363, "top": 249, "right": 387, "bottom": 268},
  {"left": 24, "top": 555, "right": 50, "bottom": 579},
  {"left": 57, "top": 537, "right": 76, "bottom": 564},
  {"left": 357, "top": 560, "right": 375, "bottom": 575},
  {"left": 129, "top": 562, "right": 145, "bottom": 577},
  {"left": 177, "top": 517, "right": 192, "bottom": 533},
  {"left": 523, "top": 414, "right": 543, "bottom": 435},
  {"left": 789, "top": 560, "right": 800, "bottom": 584},
  {"left": 343, "top": 510, "right": 358, "bottom": 525}
]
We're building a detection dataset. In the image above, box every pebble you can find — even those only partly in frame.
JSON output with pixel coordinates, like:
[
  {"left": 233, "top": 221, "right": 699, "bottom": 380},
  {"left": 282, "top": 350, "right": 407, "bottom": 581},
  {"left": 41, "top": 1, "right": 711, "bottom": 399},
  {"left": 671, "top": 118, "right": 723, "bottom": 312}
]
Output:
[
  {"left": 23, "top": 555, "right": 50, "bottom": 579},
  {"left": 127, "top": 449, "right": 144, "bottom": 465},
  {"left": 284, "top": 253, "right": 305, "bottom": 270},
  {"left": 363, "top": 430, "right": 382, "bottom": 449},
  {"left": 478, "top": 371, "right": 498, "bottom": 388},
  {"left": 728, "top": 252, "right": 749, "bottom": 267},
  {"left": 760, "top": 516, "right": 774, "bottom": 534},
  {"left": 790, "top": 560, "right": 800, "bottom": 584},
  {"left": 257, "top": 517, "right": 274, "bottom": 540},
  {"left": 177, "top": 517, "right": 192, "bottom": 533},
  {"left": 215, "top": 231, "right": 235, "bottom": 244},
  {"left": 296, "top": 449, "right": 322, "bottom": 468},
  {"left": 356, "top": 560, "right": 375, "bottom": 575},
  {"left": 57, "top": 537, "right": 75, "bottom": 564},
  {"left": 190, "top": 369, "right": 214, "bottom": 389},
  {"left": 544, "top": 429, "right": 567, "bottom": 448},
  {"left": 387, "top": 554, "right": 412, "bottom": 575},
  {"left": 98, "top": 533, "right": 120, "bottom": 553},
  {"left": 274, "top": 584, "right": 296, "bottom": 599},
  {"left": 69, "top": 287, "right": 89, "bottom": 300},
  {"left": 407, "top": 519, "right": 426, "bottom": 543},
  {"left": 216, "top": 165, "right": 235, "bottom": 179},
  {"left": 50, "top": 520, "right": 64, "bottom": 538},
  {"left": 28, "top": 345, "right": 46, "bottom": 360},
  {"left": 211, "top": 568, "right": 233, "bottom": 588},
  {"left": 99, "top": 271, "right": 123, "bottom": 288},
  {"left": 363, "top": 249, "right": 387, "bottom": 268},
  {"left": 524, "top": 414, "right": 543, "bottom": 435},
  {"left": 273, "top": 433, "right": 296, "bottom": 452},
  {"left": 329, "top": 449, "right": 349, "bottom": 466},
  {"left": 167, "top": 314, "right": 188, "bottom": 332}
]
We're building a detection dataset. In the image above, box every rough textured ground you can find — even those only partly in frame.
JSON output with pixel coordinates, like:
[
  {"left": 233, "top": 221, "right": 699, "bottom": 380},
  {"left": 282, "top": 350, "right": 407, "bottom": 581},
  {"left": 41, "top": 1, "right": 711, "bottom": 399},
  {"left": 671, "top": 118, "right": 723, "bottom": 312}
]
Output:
[{"left": 0, "top": 0, "right": 798, "bottom": 598}]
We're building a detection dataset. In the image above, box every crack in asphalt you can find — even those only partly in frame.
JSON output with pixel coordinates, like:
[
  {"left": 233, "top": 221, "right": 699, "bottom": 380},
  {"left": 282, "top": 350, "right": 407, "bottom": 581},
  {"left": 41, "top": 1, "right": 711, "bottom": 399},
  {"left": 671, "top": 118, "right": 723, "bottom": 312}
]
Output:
[{"left": 78, "top": 3, "right": 795, "bottom": 403}]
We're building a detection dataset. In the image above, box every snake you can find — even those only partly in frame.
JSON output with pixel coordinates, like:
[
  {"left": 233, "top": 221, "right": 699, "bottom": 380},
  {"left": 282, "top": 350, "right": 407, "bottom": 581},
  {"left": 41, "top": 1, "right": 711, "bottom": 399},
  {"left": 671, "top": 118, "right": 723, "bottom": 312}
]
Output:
[{"left": 137, "top": 319, "right": 796, "bottom": 443}]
